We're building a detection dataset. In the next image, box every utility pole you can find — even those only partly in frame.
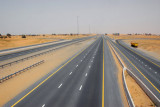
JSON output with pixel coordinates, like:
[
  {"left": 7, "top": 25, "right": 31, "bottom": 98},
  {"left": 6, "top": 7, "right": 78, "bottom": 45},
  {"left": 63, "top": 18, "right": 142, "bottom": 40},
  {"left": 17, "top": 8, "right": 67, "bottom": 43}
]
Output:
[
  {"left": 89, "top": 24, "right": 91, "bottom": 34},
  {"left": 77, "top": 16, "right": 79, "bottom": 34}
]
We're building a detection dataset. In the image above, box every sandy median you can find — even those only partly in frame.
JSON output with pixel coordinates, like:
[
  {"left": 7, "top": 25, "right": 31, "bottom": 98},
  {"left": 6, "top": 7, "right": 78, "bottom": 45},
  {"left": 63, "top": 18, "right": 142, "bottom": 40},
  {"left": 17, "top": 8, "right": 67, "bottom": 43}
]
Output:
[
  {"left": 124, "top": 71, "right": 155, "bottom": 106},
  {"left": 0, "top": 38, "right": 95, "bottom": 106}
]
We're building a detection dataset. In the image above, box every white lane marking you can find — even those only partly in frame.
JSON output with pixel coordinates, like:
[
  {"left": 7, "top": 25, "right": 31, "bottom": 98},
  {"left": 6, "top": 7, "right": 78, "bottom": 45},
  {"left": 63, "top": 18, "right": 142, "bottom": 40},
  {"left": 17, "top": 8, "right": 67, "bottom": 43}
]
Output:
[
  {"left": 145, "top": 65, "right": 147, "bottom": 66},
  {"left": 139, "top": 60, "right": 140, "bottom": 61},
  {"left": 79, "top": 85, "right": 82, "bottom": 91},
  {"left": 155, "top": 72, "right": 157, "bottom": 74},
  {"left": 149, "top": 68, "right": 152, "bottom": 70},
  {"left": 142, "top": 62, "right": 143, "bottom": 63},
  {"left": 69, "top": 72, "right": 72, "bottom": 75},
  {"left": 93, "top": 57, "right": 94, "bottom": 58},
  {"left": 42, "top": 104, "right": 45, "bottom": 107},
  {"left": 91, "top": 60, "right": 93, "bottom": 62},
  {"left": 76, "top": 65, "right": 78, "bottom": 67},
  {"left": 81, "top": 60, "right": 82, "bottom": 62},
  {"left": 85, "top": 73, "right": 88, "bottom": 77},
  {"left": 89, "top": 66, "right": 91, "bottom": 68},
  {"left": 58, "top": 83, "right": 63, "bottom": 88}
]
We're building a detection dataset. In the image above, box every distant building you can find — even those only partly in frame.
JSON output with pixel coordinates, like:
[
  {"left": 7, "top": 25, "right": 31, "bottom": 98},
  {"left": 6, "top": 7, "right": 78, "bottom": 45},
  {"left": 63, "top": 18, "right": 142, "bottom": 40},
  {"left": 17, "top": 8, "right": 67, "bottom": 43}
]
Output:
[
  {"left": 144, "top": 33, "right": 151, "bottom": 36},
  {"left": 113, "top": 33, "right": 120, "bottom": 36}
]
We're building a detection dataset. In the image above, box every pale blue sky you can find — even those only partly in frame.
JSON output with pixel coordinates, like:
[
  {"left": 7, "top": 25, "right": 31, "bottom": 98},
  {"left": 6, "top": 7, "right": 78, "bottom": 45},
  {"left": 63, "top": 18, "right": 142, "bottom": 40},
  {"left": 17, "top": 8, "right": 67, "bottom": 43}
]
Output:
[{"left": 0, "top": 0, "right": 160, "bottom": 34}]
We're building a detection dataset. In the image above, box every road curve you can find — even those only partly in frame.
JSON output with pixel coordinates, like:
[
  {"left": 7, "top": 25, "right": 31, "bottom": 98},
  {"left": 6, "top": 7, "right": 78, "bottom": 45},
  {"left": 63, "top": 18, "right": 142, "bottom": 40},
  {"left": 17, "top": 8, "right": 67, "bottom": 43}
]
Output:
[{"left": 105, "top": 36, "right": 160, "bottom": 105}]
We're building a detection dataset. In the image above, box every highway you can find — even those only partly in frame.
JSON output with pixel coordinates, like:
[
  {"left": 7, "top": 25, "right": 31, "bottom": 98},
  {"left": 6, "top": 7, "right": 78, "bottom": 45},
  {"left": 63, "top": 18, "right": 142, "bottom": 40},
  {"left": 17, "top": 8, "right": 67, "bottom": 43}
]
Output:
[
  {"left": 6, "top": 36, "right": 124, "bottom": 107},
  {"left": 0, "top": 37, "right": 92, "bottom": 61},
  {"left": 105, "top": 36, "right": 160, "bottom": 105}
]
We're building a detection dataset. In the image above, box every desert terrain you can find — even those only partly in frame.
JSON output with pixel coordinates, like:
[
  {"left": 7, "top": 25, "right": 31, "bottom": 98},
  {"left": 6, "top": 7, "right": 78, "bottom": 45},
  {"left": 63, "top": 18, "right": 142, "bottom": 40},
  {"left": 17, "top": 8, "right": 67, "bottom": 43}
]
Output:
[{"left": 107, "top": 34, "right": 160, "bottom": 60}]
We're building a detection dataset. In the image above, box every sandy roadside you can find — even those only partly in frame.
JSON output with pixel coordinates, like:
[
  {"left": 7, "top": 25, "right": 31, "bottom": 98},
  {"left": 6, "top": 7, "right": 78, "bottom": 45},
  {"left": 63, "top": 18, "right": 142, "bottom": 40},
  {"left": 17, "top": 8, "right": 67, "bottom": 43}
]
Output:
[
  {"left": 107, "top": 40, "right": 154, "bottom": 107},
  {"left": 123, "top": 39, "right": 160, "bottom": 60},
  {"left": 107, "top": 34, "right": 160, "bottom": 40},
  {"left": 124, "top": 71, "right": 155, "bottom": 106},
  {"left": 0, "top": 38, "right": 95, "bottom": 106}
]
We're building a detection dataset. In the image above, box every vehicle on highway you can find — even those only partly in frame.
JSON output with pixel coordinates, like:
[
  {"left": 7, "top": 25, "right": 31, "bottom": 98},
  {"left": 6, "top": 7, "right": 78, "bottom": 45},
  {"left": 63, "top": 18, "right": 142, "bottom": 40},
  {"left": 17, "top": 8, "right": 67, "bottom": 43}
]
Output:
[{"left": 131, "top": 42, "right": 138, "bottom": 47}]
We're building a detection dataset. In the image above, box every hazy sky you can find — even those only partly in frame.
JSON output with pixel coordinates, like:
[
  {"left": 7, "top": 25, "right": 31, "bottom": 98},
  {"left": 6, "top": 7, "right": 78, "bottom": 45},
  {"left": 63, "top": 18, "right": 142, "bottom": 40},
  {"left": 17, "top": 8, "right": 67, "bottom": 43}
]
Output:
[{"left": 0, "top": 0, "right": 160, "bottom": 34}]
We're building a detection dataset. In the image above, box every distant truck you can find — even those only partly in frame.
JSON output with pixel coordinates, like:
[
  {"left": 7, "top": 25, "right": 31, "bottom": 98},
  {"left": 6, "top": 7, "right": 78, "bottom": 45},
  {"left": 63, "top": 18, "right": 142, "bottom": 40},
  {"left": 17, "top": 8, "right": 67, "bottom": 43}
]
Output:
[{"left": 131, "top": 42, "right": 138, "bottom": 47}]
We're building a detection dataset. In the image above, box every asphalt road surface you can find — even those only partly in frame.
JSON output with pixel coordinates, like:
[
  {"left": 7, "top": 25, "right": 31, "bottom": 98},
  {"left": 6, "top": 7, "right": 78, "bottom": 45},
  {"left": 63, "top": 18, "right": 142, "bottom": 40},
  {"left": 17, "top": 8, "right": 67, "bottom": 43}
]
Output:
[
  {"left": 105, "top": 36, "right": 160, "bottom": 104},
  {"left": 0, "top": 37, "right": 92, "bottom": 61},
  {"left": 7, "top": 36, "right": 124, "bottom": 107}
]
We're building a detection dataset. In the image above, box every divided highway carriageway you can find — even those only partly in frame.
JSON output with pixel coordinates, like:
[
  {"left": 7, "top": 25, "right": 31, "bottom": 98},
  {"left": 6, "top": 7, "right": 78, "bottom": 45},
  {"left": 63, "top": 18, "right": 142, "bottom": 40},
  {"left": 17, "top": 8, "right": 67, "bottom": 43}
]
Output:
[{"left": 7, "top": 35, "right": 160, "bottom": 107}]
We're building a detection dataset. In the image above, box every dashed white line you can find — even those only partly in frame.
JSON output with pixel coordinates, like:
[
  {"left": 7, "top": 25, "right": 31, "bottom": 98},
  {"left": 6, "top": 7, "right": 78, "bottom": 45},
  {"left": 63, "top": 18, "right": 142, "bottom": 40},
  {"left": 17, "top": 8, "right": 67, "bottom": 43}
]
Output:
[
  {"left": 85, "top": 73, "right": 88, "bottom": 77},
  {"left": 58, "top": 83, "right": 63, "bottom": 88},
  {"left": 69, "top": 72, "right": 72, "bottom": 75},
  {"left": 89, "top": 66, "right": 91, "bottom": 68},
  {"left": 155, "top": 72, "right": 157, "bottom": 74},
  {"left": 142, "top": 62, "right": 143, "bottom": 63},
  {"left": 42, "top": 104, "right": 45, "bottom": 107},
  {"left": 76, "top": 65, "right": 78, "bottom": 67},
  {"left": 79, "top": 85, "right": 83, "bottom": 91},
  {"left": 91, "top": 60, "right": 93, "bottom": 62},
  {"left": 149, "top": 68, "right": 152, "bottom": 70},
  {"left": 145, "top": 65, "right": 147, "bottom": 66}
]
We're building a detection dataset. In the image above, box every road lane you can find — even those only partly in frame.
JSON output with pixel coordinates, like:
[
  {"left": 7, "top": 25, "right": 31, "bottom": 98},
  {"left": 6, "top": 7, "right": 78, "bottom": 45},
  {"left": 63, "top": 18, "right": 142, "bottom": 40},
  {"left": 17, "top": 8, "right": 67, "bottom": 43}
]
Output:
[
  {"left": 104, "top": 40, "right": 124, "bottom": 107},
  {"left": 6, "top": 36, "right": 124, "bottom": 107},
  {"left": 0, "top": 37, "right": 92, "bottom": 61}
]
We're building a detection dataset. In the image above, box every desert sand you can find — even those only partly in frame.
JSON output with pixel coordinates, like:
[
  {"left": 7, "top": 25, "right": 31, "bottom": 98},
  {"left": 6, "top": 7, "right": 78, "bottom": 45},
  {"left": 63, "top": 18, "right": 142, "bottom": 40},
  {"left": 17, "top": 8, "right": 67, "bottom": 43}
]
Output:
[
  {"left": 107, "top": 34, "right": 160, "bottom": 40},
  {"left": 123, "top": 39, "right": 160, "bottom": 60},
  {"left": 125, "top": 71, "right": 155, "bottom": 106},
  {"left": 0, "top": 38, "right": 95, "bottom": 106}
]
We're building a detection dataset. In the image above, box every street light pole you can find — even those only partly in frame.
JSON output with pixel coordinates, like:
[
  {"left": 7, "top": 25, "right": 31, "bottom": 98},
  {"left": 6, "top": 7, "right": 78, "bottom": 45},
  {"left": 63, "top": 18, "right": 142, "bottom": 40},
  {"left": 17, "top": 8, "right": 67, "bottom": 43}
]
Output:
[
  {"left": 89, "top": 24, "right": 91, "bottom": 34},
  {"left": 77, "top": 16, "right": 79, "bottom": 34}
]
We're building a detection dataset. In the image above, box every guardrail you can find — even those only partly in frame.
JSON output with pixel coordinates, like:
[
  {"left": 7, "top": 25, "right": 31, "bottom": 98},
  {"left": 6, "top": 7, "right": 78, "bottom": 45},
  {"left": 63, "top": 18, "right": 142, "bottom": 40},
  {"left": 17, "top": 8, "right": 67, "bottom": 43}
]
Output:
[
  {"left": 0, "top": 60, "right": 44, "bottom": 83},
  {"left": 0, "top": 39, "right": 84, "bottom": 69}
]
